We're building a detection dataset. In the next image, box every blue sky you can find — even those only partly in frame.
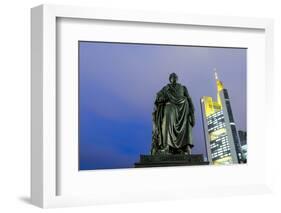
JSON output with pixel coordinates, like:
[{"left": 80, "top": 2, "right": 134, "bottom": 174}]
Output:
[{"left": 79, "top": 41, "right": 247, "bottom": 170}]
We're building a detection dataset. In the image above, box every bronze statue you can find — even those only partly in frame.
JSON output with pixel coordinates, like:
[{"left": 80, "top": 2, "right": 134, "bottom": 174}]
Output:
[{"left": 151, "top": 73, "right": 195, "bottom": 155}]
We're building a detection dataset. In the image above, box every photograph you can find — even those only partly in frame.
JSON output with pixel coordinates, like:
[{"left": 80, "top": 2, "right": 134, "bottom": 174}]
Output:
[{"left": 78, "top": 41, "right": 247, "bottom": 170}]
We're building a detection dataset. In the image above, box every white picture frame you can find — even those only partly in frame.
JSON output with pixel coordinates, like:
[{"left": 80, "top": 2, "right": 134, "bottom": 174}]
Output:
[{"left": 31, "top": 4, "right": 274, "bottom": 208}]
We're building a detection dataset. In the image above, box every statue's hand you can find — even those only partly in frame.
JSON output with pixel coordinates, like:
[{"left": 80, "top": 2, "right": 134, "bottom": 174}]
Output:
[{"left": 156, "top": 95, "right": 167, "bottom": 104}]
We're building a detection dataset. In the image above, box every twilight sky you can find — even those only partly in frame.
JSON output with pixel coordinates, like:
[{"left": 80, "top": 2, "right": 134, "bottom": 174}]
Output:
[{"left": 79, "top": 41, "right": 247, "bottom": 170}]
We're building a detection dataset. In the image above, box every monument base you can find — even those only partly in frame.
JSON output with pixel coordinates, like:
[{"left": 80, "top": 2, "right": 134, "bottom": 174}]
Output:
[{"left": 135, "top": 154, "right": 209, "bottom": 168}]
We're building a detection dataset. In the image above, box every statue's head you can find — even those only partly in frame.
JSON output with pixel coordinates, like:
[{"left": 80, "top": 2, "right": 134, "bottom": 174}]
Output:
[{"left": 169, "top": 73, "right": 178, "bottom": 84}]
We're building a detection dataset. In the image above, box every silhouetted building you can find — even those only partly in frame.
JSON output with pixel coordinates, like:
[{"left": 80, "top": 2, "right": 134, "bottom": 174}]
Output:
[{"left": 238, "top": 130, "right": 247, "bottom": 161}]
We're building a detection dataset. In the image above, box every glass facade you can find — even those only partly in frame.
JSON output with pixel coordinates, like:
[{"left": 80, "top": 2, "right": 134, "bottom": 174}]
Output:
[
  {"left": 223, "top": 89, "right": 244, "bottom": 163},
  {"left": 206, "top": 111, "right": 233, "bottom": 164}
]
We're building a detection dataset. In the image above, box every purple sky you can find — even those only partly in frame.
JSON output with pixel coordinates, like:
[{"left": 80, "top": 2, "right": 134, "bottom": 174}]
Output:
[{"left": 79, "top": 41, "right": 247, "bottom": 170}]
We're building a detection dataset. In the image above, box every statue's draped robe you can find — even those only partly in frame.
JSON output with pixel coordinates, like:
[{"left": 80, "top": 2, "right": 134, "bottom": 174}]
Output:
[{"left": 152, "top": 83, "right": 194, "bottom": 154}]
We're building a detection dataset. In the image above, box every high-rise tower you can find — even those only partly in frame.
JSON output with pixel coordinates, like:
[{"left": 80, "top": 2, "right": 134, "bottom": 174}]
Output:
[{"left": 200, "top": 71, "right": 244, "bottom": 165}]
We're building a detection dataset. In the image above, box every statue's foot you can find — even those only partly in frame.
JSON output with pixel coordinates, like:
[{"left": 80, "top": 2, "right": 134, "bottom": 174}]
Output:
[
  {"left": 185, "top": 146, "right": 192, "bottom": 155},
  {"left": 159, "top": 147, "right": 171, "bottom": 155}
]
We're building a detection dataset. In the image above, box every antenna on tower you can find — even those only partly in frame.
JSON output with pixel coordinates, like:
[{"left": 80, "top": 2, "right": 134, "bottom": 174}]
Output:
[{"left": 214, "top": 68, "right": 218, "bottom": 80}]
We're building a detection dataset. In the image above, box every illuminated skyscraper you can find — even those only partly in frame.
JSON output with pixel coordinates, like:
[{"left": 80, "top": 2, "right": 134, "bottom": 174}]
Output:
[{"left": 200, "top": 71, "right": 244, "bottom": 165}]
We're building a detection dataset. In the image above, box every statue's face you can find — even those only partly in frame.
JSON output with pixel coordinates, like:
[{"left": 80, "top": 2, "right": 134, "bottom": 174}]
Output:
[{"left": 169, "top": 75, "right": 177, "bottom": 84}]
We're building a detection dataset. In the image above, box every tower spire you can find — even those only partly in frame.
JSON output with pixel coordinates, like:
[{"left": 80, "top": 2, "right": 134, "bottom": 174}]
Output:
[
  {"left": 214, "top": 68, "right": 223, "bottom": 106},
  {"left": 214, "top": 68, "right": 218, "bottom": 80}
]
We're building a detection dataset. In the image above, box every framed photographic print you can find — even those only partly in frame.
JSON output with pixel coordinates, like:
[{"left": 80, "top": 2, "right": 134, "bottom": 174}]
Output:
[{"left": 31, "top": 4, "right": 274, "bottom": 208}]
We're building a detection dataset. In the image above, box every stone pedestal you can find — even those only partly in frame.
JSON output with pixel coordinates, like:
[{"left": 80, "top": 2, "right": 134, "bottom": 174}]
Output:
[{"left": 135, "top": 154, "right": 209, "bottom": 168}]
